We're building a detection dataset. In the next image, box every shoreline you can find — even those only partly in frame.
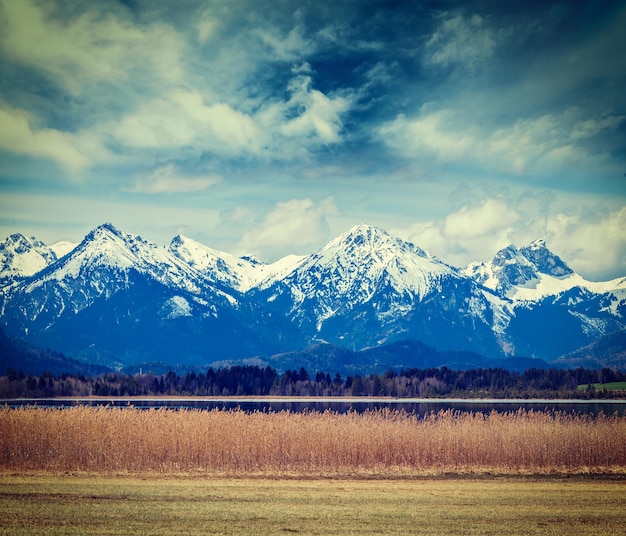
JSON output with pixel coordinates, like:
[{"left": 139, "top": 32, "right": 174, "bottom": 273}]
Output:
[{"left": 2, "top": 395, "right": 625, "bottom": 404}]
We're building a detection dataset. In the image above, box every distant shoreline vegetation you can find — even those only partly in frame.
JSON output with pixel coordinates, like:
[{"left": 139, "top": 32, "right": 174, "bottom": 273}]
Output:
[{"left": 2, "top": 365, "right": 625, "bottom": 400}]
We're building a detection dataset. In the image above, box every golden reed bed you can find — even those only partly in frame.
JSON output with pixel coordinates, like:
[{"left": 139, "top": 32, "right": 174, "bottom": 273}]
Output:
[{"left": 1, "top": 407, "right": 625, "bottom": 476}]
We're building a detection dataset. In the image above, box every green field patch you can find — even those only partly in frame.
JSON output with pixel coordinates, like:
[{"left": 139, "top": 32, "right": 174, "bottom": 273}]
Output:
[
  {"left": 577, "top": 381, "right": 626, "bottom": 392},
  {"left": 1, "top": 475, "right": 625, "bottom": 536}
]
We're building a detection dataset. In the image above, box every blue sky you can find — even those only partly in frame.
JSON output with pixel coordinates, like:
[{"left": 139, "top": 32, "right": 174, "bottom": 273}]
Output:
[{"left": 0, "top": 0, "right": 624, "bottom": 280}]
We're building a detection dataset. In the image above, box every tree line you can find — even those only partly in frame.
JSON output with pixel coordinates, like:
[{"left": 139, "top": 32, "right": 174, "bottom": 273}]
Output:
[{"left": 1, "top": 365, "right": 625, "bottom": 399}]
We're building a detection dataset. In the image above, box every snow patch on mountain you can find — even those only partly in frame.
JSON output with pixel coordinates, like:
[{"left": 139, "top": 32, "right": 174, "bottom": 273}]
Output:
[
  {"left": 258, "top": 254, "right": 307, "bottom": 286},
  {"left": 0, "top": 234, "right": 58, "bottom": 281},
  {"left": 568, "top": 310, "right": 609, "bottom": 336},
  {"left": 49, "top": 241, "right": 77, "bottom": 259},
  {"left": 510, "top": 272, "right": 626, "bottom": 302},
  {"left": 162, "top": 295, "right": 193, "bottom": 319}
]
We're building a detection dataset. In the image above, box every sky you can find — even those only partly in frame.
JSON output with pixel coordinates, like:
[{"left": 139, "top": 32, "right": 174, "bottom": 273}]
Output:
[{"left": 0, "top": 0, "right": 624, "bottom": 281}]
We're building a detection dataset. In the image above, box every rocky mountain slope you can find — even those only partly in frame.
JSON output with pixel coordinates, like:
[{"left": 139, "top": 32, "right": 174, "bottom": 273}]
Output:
[{"left": 1, "top": 223, "right": 624, "bottom": 371}]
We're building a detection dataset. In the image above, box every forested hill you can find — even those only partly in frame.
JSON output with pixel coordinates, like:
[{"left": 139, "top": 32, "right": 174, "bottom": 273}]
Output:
[
  {"left": 0, "top": 328, "right": 110, "bottom": 377},
  {"left": 2, "top": 365, "right": 625, "bottom": 400}
]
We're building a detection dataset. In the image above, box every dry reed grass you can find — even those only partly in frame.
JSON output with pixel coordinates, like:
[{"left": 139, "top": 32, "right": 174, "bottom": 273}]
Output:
[{"left": 1, "top": 407, "right": 625, "bottom": 476}]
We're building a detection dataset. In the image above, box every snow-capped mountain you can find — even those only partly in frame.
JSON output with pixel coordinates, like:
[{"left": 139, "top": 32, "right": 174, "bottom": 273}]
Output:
[
  {"left": 1, "top": 222, "right": 624, "bottom": 370},
  {"left": 253, "top": 224, "right": 510, "bottom": 355},
  {"left": 0, "top": 234, "right": 59, "bottom": 282},
  {"left": 258, "top": 224, "right": 454, "bottom": 299},
  {"left": 9, "top": 223, "right": 235, "bottom": 307},
  {"left": 464, "top": 240, "right": 625, "bottom": 360},
  {"left": 0, "top": 234, "right": 78, "bottom": 285},
  {"left": 464, "top": 239, "right": 626, "bottom": 307},
  {"left": 0, "top": 224, "right": 296, "bottom": 367},
  {"left": 464, "top": 239, "right": 573, "bottom": 298},
  {"left": 168, "top": 234, "right": 304, "bottom": 292}
]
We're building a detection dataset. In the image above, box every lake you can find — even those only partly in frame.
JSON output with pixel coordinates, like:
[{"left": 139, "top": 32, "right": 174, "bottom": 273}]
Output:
[{"left": 2, "top": 396, "right": 625, "bottom": 416}]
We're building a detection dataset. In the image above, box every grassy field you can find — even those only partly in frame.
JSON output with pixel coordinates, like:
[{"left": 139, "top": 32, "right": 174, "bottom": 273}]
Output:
[
  {"left": 1, "top": 474, "right": 625, "bottom": 535},
  {"left": 577, "top": 381, "right": 626, "bottom": 392}
]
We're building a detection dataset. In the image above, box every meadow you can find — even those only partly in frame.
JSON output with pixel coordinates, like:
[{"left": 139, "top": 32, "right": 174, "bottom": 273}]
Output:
[
  {"left": 1, "top": 474, "right": 625, "bottom": 535},
  {"left": 2, "top": 406, "right": 626, "bottom": 475}
]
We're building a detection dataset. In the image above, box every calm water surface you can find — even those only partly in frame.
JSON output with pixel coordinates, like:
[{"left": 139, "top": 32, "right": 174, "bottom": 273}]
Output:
[{"left": 3, "top": 397, "right": 625, "bottom": 416}]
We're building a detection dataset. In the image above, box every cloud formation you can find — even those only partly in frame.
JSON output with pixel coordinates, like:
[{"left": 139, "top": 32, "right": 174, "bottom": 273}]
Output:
[
  {"left": 0, "top": 0, "right": 183, "bottom": 95},
  {"left": 379, "top": 104, "right": 624, "bottom": 181},
  {"left": 279, "top": 64, "right": 350, "bottom": 144},
  {"left": 237, "top": 197, "right": 338, "bottom": 260},
  {"left": 110, "top": 89, "right": 265, "bottom": 157},
  {"left": 424, "top": 13, "right": 497, "bottom": 69},
  {"left": 126, "top": 164, "right": 221, "bottom": 194},
  {"left": 0, "top": 102, "right": 91, "bottom": 173},
  {"left": 396, "top": 198, "right": 626, "bottom": 281},
  {"left": 0, "top": 0, "right": 624, "bottom": 280}
]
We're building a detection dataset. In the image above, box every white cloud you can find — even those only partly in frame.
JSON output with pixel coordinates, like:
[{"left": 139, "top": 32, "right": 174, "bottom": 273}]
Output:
[
  {"left": 108, "top": 68, "right": 351, "bottom": 162},
  {"left": 280, "top": 72, "right": 350, "bottom": 144},
  {"left": 253, "top": 23, "right": 311, "bottom": 61},
  {"left": 570, "top": 115, "right": 625, "bottom": 140},
  {"left": 396, "top": 198, "right": 520, "bottom": 267},
  {"left": 253, "top": 65, "right": 353, "bottom": 154},
  {"left": 425, "top": 13, "right": 497, "bottom": 69},
  {"left": 0, "top": 0, "right": 184, "bottom": 95},
  {"left": 379, "top": 109, "right": 474, "bottom": 162},
  {"left": 378, "top": 105, "right": 623, "bottom": 178},
  {"left": 380, "top": 5, "right": 626, "bottom": 186},
  {"left": 0, "top": 102, "right": 90, "bottom": 173},
  {"left": 196, "top": 11, "right": 216, "bottom": 43},
  {"left": 444, "top": 198, "right": 518, "bottom": 239},
  {"left": 0, "top": 1, "right": 355, "bottom": 171},
  {"left": 125, "top": 164, "right": 221, "bottom": 194},
  {"left": 541, "top": 207, "right": 626, "bottom": 281},
  {"left": 109, "top": 89, "right": 265, "bottom": 156},
  {"left": 236, "top": 197, "right": 338, "bottom": 260},
  {"left": 394, "top": 196, "right": 626, "bottom": 281}
]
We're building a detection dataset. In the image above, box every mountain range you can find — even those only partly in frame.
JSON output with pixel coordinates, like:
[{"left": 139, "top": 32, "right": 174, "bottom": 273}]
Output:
[{"left": 1, "top": 223, "right": 624, "bottom": 374}]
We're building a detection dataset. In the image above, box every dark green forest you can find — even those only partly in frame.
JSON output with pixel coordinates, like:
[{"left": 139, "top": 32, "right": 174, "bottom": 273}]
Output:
[{"left": 2, "top": 365, "right": 625, "bottom": 399}]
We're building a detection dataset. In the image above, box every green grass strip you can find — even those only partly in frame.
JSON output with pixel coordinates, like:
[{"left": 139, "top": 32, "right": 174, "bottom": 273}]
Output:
[{"left": 1, "top": 474, "right": 625, "bottom": 535}]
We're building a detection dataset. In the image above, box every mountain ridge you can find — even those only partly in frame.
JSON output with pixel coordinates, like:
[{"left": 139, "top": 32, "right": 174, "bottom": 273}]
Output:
[{"left": 1, "top": 223, "right": 624, "bottom": 371}]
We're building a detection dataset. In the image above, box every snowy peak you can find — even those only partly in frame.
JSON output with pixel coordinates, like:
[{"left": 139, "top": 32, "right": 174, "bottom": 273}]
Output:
[
  {"left": 32, "top": 223, "right": 218, "bottom": 298},
  {"left": 256, "top": 223, "right": 508, "bottom": 352},
  {"left": 322, "top": 224, "right": 430, "bottom": 259},
  {"left": 465, "top": 239, "right": 589, "bottom": 301},
  {"left": 488, "top": 244, "right": 538, "bottom": 292},
  {"left": 0, "top": 233, "right": 58, "bottom": 282},
  {"left": 313, "top": 224, "right": 437, "bottom": 272},
  {"left": 69, "top": 223, "right": 152, "bottom": 272},
  {"left": 266, "top": 224, "right": 457, "bottom": 308},
  {"left": 331, "top": 224, "right": 395, "bottom": 249},
  {"left": 169, "top": 234, "right": 262, "bottom": 292},
  {"left": 519, "top": 240, "right": 573, "bottom": 277}
]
